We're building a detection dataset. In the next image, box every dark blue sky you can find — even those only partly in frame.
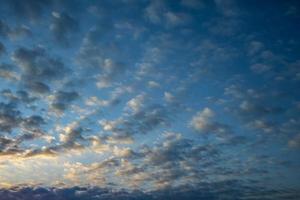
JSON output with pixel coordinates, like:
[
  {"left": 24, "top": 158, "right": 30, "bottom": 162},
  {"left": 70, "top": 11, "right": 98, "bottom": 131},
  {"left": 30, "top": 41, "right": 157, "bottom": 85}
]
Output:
[{"left": 0, "top": 0, "right": 299, "bottom": 199}]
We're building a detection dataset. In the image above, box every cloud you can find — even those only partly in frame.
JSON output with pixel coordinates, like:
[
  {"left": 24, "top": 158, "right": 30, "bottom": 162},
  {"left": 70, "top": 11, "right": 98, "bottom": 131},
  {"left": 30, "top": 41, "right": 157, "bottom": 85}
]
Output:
[
  {"left": 250, "top": 63, "right": 272, "bottom": 74},
  {"left": 5, "top": 0, "right": 52, "bottom": 22},
  {"left": 0, "top": 20, "right": 10, "bottom": 37},
  {"left": 0, "top": 42, "right": 5, "bottom": 56},
  {"left": 214, "top": 0, "right": 238, "bottom": 17},
  {"left": 0, "top": 102, "right": 22, "bottom": 133},
  {"left": 26, "top": 82, "right": 50, "bottom": 94},
  {"left": 147, "top": 81, "right": 160, "bottom": 88},
  {"left": 12, "top": 46, "right": 68, "bottom": 93},
  {"left": 0, "top": 20, "right": 32, "bottom": 40},
  {"left": 248, "top": 41, "right": 264, "bottom": 56},
  {"left": 8, "top": 25, "right": 32, "bottom": 41},
  {"left": 126, "top": 94, "right": 145, "bottom": 113},
  {"left": 1, "top": 89, "right": 36, "bottom": 104},
  {"left": 164, "top": 92, "right": 175, "bottom": 103},
  {"left": 144, "top": 0, "right": 190, "bottom": 27},
  {"left": 181, "top": 0, "right": 204, "bottom": 9},
  {"left": 0, "top": 63, "right": 19, "bottom": 81},
  {"left": 288, "top": 134, "right": 300, "bottom": 148},
  {"left": 50, "top": 11, "right": 79, "bottom": 45},
  {"left": 78, "top": 26, "right": 129, "bottom": 88},
  {"left": 0, "top": 183, "right": 299, "bottom": 200},
  {"left": 190, "top": 108, "right": 232, "bottom": 135},
  {"left": 50, "top": 90, "right": 79, "bottom": 113},
  {"left": 96, "top": 59, "right": 126, "bottom": 88}
]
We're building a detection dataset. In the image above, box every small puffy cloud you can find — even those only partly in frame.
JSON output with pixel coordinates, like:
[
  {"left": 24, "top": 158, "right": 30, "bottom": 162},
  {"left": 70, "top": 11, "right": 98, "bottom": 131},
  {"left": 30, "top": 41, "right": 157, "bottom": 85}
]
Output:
[
  {"left": 164, "top": 92, "right": 175, "bottom": 103},
  {"left": 288, "top": 134, "right": 300, "bottom": 148},
  {"left": 1, "top": 89, "right": 36, "bottom": 104},
  {"left": 12, "top": 46, "right": 68, "bottom": 93},
  {"left": 96, "top": 59, "right": 126, "bottom": 88},
  {"left": 85, "top": 96, "right": 109, "bottom": 107},
  {"left": 112, "top": 146, "right": 134, "bottom": 158},
  {"left": 50, "top": 90, "right": 79, "bottom": 113},
  {"left": 250, "top": 63, "right": 271, "bottom": 74},
  {"left": 126, "top": 94, "right": 145, "bottom": 113},
  {"left": 148, "top": 81, "right": 160, "bottom": 88},
  {"left": 248, "top": 41, "right": 264, "bottom": 56},
  {"left": 190, "top": 108, "right": 231, "bottom": 135},
  {"left": 190, "top": 107, "right": 214, "bottom": 132}
]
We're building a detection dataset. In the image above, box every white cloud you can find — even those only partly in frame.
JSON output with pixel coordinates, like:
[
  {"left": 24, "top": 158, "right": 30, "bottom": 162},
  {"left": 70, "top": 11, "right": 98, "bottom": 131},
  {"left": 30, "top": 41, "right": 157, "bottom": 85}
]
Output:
[
  {"left": 190, "top": 107, "right": 214, "bottom": 132},
  {"left": 126, "top": 94, "right": 145, "bottom": 113},
  {"left": 164, "top": 92, "right": 175, "bottom": 103}
]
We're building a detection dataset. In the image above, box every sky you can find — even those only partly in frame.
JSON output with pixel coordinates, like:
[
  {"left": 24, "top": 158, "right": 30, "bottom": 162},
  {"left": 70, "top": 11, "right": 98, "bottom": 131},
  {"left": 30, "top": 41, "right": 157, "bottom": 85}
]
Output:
[{"left": 0, "top": 0, "right": 300, "bottom": 199}]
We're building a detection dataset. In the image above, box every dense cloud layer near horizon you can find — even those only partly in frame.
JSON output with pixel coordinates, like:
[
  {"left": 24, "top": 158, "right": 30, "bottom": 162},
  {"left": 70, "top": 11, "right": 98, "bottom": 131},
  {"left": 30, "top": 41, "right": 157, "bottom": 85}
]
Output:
[
  {"left": 0, "top": 184, "right": 299, "bottom": 200},
  {"left": 0, "top": 0, "right": 299, "bottom": 199}
]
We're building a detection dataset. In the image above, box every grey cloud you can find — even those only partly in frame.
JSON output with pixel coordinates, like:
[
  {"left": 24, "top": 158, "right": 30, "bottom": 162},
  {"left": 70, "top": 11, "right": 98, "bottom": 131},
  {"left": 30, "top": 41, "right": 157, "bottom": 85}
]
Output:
[
  {"left": 214, "top": 0, "right": 238, "bottom": 17},
  {"left": 0, "top": 42, "right": 5, "bottom": 56},
  {"left": 181, "top": 0, "right": 204, "bottom": 9},
  {"left": 100, "top": 104, "right": 171, "bottom": 139},
  {"left": 288, "top": 134, "right": 300, "bottom": 148},
  {"left": 22, "top": 115, "right": 45, "bottom": 129},
  {"left": 8, "top": 25, "right": 32, "bottom": 40},
  {"left": 51, "top": 90, "right": 79, "bottom": 112},
  {"left": 1, "top": 89, "right": 36, "bottom": 104},
  {"left": 0, "top": 20, "right": 10, "bottom": 37},
  {"left": 12, "top": 46, "right": 68, "bottom": 92},
  {"left": 12, "top": 47, "right": 66, "bottom": 80},
  {"left": 0, "top": 184, "right": 299, "bottom": 200},
  {"left": 0, "top": 20, "right": 32, "bottom": 40},
  {"left": 78, "top": 26, "right": 128, "bottom": 88},
  {"left": 0, "top": 102, "right": 21, "bottom": 133},
  {"left": 0, "top": 63, "right": 19, "bottom": 81},
  {"left": 5, "top": 0, "right": 52, "bottom": 22},
  {"left": 205, "top": 18, "right": 241, "bottom": 37},
  {"left": 96, "top": 59, "right": 127, "bottom": 88},
  {"left": 224, "top": 84, "right": 299, "bottom": 141},
  {"left": 24, "top": 122, "right": 86, "bottom": 157},
  {"left": 144, "top": 0, "right": 190, "bottom": 27},
  {"left": 0, "top": 130, "right": 44, "bottom": 156},
  {"left": 27, "top": 81, "right": 51, "bottom": 94},
  {"left": 248, "top": 41, "right": 264, "bottom": 56},
  {"left": 0, "top": 136, "right": 15, "bottom": 151},
  {"left": 50, "top": 12, "right": 79, "bottom": 45}
]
